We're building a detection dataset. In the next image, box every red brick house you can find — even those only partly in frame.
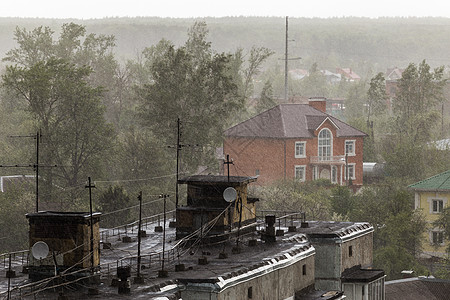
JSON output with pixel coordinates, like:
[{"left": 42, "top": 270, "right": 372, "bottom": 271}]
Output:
[
  {"left": 223, "top": 99, "right": 367, "bottom": 186},
  {"left": 336, "top": 68, "right": 361, "bottom": 82}
]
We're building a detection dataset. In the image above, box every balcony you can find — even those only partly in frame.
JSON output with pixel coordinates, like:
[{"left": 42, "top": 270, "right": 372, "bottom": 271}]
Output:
[{"left": 310, "top": 155, "right": 346, "bottom": 165}]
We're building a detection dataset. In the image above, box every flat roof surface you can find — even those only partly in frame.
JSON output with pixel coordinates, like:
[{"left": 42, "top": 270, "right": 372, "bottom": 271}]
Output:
[
  {"left": 385, "top": 277, "right": 450, "bottom": 300},
  {"left": 26, "top": 211, "right": 101, "bottom": 219},
  {"left": 297, "top": 221, "right": 373, "bottom": 239},
  {"left": 341, "top": 267, "right": 385, "bottom": 283},
  {"left": 178, "top": 175, "right": 258, "bottom": 184},
  {"left": 1, "top": 217, "right": 314, "bottom": 299}
]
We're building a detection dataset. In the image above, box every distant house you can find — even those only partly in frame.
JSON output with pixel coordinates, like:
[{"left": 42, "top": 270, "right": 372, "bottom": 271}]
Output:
[
  {"left": 321, "top": 70, "right": 342, "bottom": 84},
  {"left": 336, "top": 68, "right": 361, "bottom": 82},
  {"left": 408, "top": 170, "right": 450, "bottom": 258},
  {"left": 289, "top": 68, "right": 309, "bottom": 80},
  {"left": 385, "top": 67, "right": 404, "bottom": 113},
  {"left": 223, "top": 98, "right": 367, "bottom": 186},
  {"left": 385, "top": 67, "right": 404, "bottom": 81}
]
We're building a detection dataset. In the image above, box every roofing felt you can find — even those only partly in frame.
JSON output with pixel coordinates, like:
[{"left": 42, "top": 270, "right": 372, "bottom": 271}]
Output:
[
  {"left": 224, "top": 104, "right": 366, "bottom": 139},
  {"left": 385, "top": 277, "right": 450, "bottom": 300},
  {"left": 297, "top": 221, "right": 373, "bottom": 239},
  {"left": 26, "top": 211, "right": 101, "bottom": 219},
  {"left": 341, "top": 265, "right": 385, "bottom": 283},
  {"left": 408, "top": 170, "right": 450, "bottom": 191},
  {"left": 178, "top": 175, "right": 258, "bottom": 185}
]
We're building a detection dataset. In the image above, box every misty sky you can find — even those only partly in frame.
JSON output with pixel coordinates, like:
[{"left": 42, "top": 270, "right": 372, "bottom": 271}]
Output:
[{"left": 2, "top": 0, "right": 449, "bottom": 19}]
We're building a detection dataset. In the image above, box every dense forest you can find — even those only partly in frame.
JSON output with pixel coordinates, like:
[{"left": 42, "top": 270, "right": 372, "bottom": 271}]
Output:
[
  {"left": 0, "top": 17, "right": 449, "bottom": 280},
  {"left": 1, "top": 17, "right": 450, "bottom": 69}
]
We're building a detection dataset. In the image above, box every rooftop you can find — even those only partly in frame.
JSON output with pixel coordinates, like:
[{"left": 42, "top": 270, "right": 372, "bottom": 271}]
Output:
[
  {"left": 178, "top": 175, "right": 257, "bottom": 185},
  {"left": 341, "top": 265, "right": 385, "bottom": 283},
  {"left": 385, "top": 277, "right": 450, "bottom": 300},
  {"left": 408, "top": 170, "right": 450, "bottom": 192},
  {"left": 224, "top": 104, "right": 366, "bottom": 139},
  {"left": 297, "top": 221, "right": 373, "bottom": 241},
  {"left": 1, "top": 213, "right": 316, "bottom": 299}
]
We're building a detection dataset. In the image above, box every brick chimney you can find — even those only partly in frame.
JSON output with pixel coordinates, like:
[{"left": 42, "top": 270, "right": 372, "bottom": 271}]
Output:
[{"left": 308, "top": 97, "right": 327, "bottom": 113}]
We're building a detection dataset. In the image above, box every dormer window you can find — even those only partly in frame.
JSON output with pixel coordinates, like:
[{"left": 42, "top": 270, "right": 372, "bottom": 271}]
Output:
[{"left": 318, "top": 129, "right": 332, "bottom": 161}]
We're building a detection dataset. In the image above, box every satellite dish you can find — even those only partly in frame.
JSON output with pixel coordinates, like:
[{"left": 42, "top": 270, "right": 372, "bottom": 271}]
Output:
[
  {"left": 223, "top": 187, "right": 237, "bottom": 202},
  {"left": 31, "top": 241, "right": 49, "bottom": 259}
]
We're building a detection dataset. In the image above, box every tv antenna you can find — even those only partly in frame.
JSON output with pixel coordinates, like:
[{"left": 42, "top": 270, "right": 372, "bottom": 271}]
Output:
[
  {"left": 0, "top": 130, "right": 57, "bottom": 212},
  {"left": 168, "top": 118, "right": 199, "bottom": 209}
]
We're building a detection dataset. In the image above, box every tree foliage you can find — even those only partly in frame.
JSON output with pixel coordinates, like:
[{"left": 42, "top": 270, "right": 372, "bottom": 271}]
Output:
[
  {"left": 137, "top": 22, "right": 241, "bottom": 171},
  {"left": 393, "top": 60, "right": 446, "bottom": 143},
  {"left": 253, "top": 179, "right": 333, "bottom": 220},
  {"left": 97, "top": 185, "right": 133, "bottom": 228},
  {"left": 343, "top": 182, "right": 427, "bottom": 279},
  {"left": 367, "top": 72, "right": 387, "bottom": 121},
  {"left": 2, "top": 58, "right": 114, "bottom": 195}
]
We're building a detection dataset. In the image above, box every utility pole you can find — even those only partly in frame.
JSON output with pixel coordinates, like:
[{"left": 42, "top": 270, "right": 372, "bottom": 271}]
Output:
[
  {"left": 284, "top": 16, "right": 289, "bottom": 102},
  {"left": 282, "top": 16, "right": 301, "bottom": 103},
  {"left": 158, "top": 194, "right": 169, "bottom": 278},
  {"left": 85, "top": 177, "right": 96, "bottom": 272},
  {"left": 136, "top": 191, "right": 143, "bottom": 279},
  {"left": 175, "top": 118, "right": 181, "bottom": 209}
]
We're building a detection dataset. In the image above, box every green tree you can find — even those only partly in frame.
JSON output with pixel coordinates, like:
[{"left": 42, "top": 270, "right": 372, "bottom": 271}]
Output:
[
  {"left": 298, "top": 62, "right": 329, "bottom": 97},
  {"left": 349, "top": 182, "right": 427, "bottom": 279},
  {"left": 97, "top": 185, "right": 133, "bottom": 228},
  {"left": 367, "top": 72, "right": 387, "bottom": 123},
  {"left": 330, "top": 185, "right": 354, "bottom": 219},
  {"left": 253, "top": 179, "right": 333, "bottom": 220},
  {"left": 344, "top": 80, "right": 367, "bottom": 121},
  {"left": 3, "top": 23, "right": 122, "bottom": 126},
  {"left": 393, "top": 60, "right": 446, "bottom": 143},
  {"left": 137, "top": 22, "right": 240, "bottom": 171},
  {"left": 0, "top": 187, "right": 34, "bottom": 252},
  {"left": 2, "top": 58, "right": 114, "bottom": 203},
  {"left": 255, "top": 80, "right": 276, "bottom": 114}
]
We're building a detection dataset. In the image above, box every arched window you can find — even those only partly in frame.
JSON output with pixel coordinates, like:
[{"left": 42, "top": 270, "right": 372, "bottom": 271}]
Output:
[{"left": 318, "top": 129, "right": 332, "bottom": 161}]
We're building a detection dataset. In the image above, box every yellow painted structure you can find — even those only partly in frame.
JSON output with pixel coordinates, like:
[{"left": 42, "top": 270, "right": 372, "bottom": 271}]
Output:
[{"left": 409, "top": 170, "right": 450, "bottom": 258}]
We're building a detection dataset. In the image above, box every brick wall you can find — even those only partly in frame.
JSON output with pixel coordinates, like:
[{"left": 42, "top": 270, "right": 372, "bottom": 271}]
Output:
[{"left": 224, "top": 120, "right": 364, "bottom": 186}]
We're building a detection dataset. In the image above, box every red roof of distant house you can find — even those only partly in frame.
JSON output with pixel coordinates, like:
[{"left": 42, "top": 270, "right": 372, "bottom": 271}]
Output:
[
  {"left": 337, "top": 68, "right": 361, "bottom": 81},
  {"left": 224, "top": 104, "right": 366, "bottom": 139},
  {"left": 386, "top": 68, "right": 404, "bottom": 80}
]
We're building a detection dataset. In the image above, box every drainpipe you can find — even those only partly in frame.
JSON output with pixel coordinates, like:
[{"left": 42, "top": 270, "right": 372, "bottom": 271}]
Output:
[{"left": 284, "top": 140, "right": 287, "bottom": 180}]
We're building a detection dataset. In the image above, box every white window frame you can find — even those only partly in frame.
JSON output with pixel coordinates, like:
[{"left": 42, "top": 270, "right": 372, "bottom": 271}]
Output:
[
  {"left": 331, "top": 166, "right": 338, "bottom": 184},
  {"left": 345, "top": 163, "right": 356, "bottom": 180},
  {"left": 313, "top": 166, "right": 318, "bottom": 180},
  {"left": 318, "top": 128, "right": 333, "bottom": 161},
  {"left": 432, "top": 199, "right": 444, "bottom": 213},
  {"left": 430, "top": 230, "right": 445, "bottom": 245},
  {"left": 295, "top": 165, "right": 306, "bottom": 182},
  {"left": 345, "top": 140, "right": 356, "bottom": 156},
  {"left": 427, "top": 197, "right": 447, "bottom": 214},
  {"left": 295, "top": 141, "right": 306, "bottom": 158}
]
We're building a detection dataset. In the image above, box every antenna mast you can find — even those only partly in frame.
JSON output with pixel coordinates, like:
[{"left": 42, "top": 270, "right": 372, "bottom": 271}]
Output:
[
  {"left": 0, "top": 130, "right": 57, "bottom": 212},
  {"left": 284, "top": 16, "right": 289, "bottom": 102}
]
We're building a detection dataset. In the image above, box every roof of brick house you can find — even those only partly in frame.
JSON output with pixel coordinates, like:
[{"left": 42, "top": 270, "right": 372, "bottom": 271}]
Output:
[{"left": 224, "top": 104, "right": 366, "bottom": 139}]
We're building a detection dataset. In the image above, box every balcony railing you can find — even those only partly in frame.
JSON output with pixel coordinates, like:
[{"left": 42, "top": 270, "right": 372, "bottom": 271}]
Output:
[{"left": 310, "top": 155, "right": 346, "bottom": 164}]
